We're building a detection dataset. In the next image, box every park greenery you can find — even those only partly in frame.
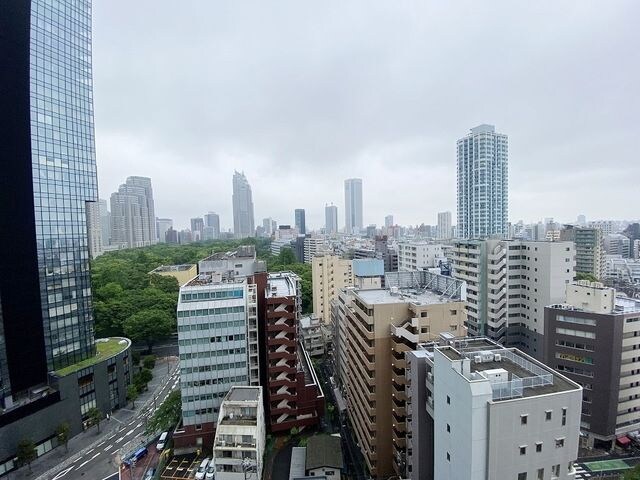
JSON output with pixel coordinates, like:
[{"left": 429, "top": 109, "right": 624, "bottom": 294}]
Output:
[
  {"left": 146, "top": 390, "right": 182, "bottom": 434},
  {"left": 91, "top": 238, "right": 312, "bottom": 347}
]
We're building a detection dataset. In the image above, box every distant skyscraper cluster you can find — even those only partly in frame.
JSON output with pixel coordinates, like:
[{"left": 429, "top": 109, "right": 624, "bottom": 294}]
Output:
[
  {"left": 109, "top": 176, "right": 157, "bottom": 249},
  {"left": 457, "top": 124, "right": 508, "bottom": 239}
]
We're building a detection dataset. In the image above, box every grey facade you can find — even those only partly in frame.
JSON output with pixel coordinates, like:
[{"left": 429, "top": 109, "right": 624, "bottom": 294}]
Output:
[
  {"left": 457, "top": 124, "right": 508, "bottom": 239},
  {"left": 325, "top": 204, "right": 338, "bottom": 235},
  {"left": 110, "top": 176, "right": 157, "bottom": 249},
  {"left": 204, "top": 212, "right": 221, "bottom": 240},
  {"left": 232, "top": 171, "right": 255, "bottom": 238},
  {"left": 295, "top": 209, "right": 306, "bottom": 235},
  {"left": 344, "top": 178, "right": 363, "bottom": 235}
]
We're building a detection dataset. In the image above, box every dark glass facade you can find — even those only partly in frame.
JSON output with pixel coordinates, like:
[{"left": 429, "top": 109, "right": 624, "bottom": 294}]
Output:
[{"left": 0, "top": 0, "right": 97, "bottom": 395}]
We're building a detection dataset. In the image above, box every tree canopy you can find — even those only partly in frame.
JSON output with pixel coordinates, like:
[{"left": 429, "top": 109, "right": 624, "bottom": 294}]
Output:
[
  {"left": 146, "top": 390, "right": 182, "bottom": 434},
  {"left": 124, "top": 309, "right": 174, "bottom": 352}
]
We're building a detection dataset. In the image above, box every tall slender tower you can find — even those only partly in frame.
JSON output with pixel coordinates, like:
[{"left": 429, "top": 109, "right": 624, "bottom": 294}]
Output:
[
  {"left": 344, "top": 178, "right": 363, "bottom": 234},
  {"left": 232, "top": 171, "right": 255, "bottom": 238},
  {"left": 325, "top": 204, "right": 338, "bottom": 235},
  {"left": 295, "top": 208, "right": 306, "bottom": 235},
  {"left": 457, "top": 125, "right": 508, "bottom": 239}
]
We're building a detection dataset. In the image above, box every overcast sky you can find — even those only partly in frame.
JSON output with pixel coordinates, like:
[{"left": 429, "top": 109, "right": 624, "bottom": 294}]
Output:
[{"left": 92, "top": 1, "right": 639, "bottom": 232}]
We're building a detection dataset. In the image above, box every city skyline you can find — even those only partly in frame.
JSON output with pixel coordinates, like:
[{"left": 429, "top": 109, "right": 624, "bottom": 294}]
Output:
[{"left": 92, "top": 1, "right": 639, "bottom": 231}]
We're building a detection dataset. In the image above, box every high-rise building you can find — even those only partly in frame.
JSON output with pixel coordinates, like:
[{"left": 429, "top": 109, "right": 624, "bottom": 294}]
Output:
[
  {"left": 232, "top": 171, "right": 255, "bottom": 238},
  {"left": 437, "top": 211, "right": 452, "bottom": 240},
  {"left": 312, "top": 255, "right": 354, "bottom": 323},
  {"left": 451, "top": 239, "right": 575, "bottom": 354},
  {"left": 110, "top": 176, "right": 157, "bottom": 248},
  {"left": 262, "top": 218, "right": 274, "bottom": 237},
  {"left": 604, "top": 233, "right": 630, "bottom": 258},
  {"left": 99, "top": 199, "right": 111, "bottom": 247},
  {"left": 203, "top": 212, "right": 220, "bottom": 240},
  {"left": 397, "top": 242, "right": 446, "bottom": 271},
  {"left": 544, "top": 281, "right": 640, "bottom": 449},
  {"left": 295, "top": 208, "right": 306, "bottom": 235},
  {"left": 406, "top": 337, "right": 582, "bottom": 480},
  {"left": 333, "top": 271, "right": 467, "bottom": 478},
  {"left": 560, "top": 226, "right": 604, "bottom": 279},
  {"left": 325, "top": 204, "right": 338, "bottom": 235},
  {"left": 156, "top": 218, "right": 174, "bottom": 244},
  {"left": 86, "top": 200, "right": 103, "bottom": 259},
  {"left": 260, "top": 272, "right": 324, "bottom": 432},
  {"left": 457, "top": 125, "right": 508, "bottom": 239},
  {"left": 344, "top": 178, "right": 363, "bottom": 235},
  {"left": 303, "top": 236, "right": 327, "bottom": 264},
  {"left": 0, "top": 1, "right": 131, "bottom": 469},
  {"left": 190, "top": 217, "right": 204, "bottom": 241},
  {"left": 385, "top": 215, "right": 394, "bottom": 228}
]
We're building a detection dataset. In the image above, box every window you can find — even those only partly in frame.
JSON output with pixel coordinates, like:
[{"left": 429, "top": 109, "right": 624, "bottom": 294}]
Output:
[
  {"left": 537, "top": 468, "right": 544, "bottom": 480},
  {"left": 447, "top": 395, "right": 451, "bottom": 405},
  {"left": 518, "top": 473, "right": 527, "bottom": 480},
  {"left": 519, "top": 446, "right": 527, "bottom": 455},
  {"left": 521, "top": 414, "right": 528, "bottom": 425},
  {"left": 536, "top": 442, "right": 542, "bottom": 453},
  {"left": 555, "top": 438, "right": 565, "bottom": 448},
  {"left": 446, "top": 424, "right": 450, "bottom": 433},
  {"left": 545, "top": 410, "right": 552, "bottom": 421},
  {"left": 562, "top": 408, "right": 567, "bottom": 426},
  {"left": 552, "top": 464, "right": 560, "bottom": 476},
  {"left": 446, "top": 452, "right": 450, "bottom": 462}
]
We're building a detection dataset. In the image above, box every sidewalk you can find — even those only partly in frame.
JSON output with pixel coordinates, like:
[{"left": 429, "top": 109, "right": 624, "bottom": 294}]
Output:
[{"left": 11, "top": 356, "right": 178, "bottom": 480}]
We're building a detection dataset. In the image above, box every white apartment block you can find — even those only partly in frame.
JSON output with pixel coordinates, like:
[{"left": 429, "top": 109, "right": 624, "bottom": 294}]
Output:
[
  {"left": 177, "top": 275, "right": 259, "bottom": 428},
  {"left": 312, "top": 255, "right": 353, "bottom": 323},
  {"left": 213, "top": 386, "right": 265, "bottom": 480},
  {"left": 437, "top": 211, "right": 452, "bottom": 240},
  {"left": 406, "top": 337, "right": 582, "bottom": 480},
  {"left": 603, "top": 255, "right": 640, "bottom": 284},
  {"left": 604, "top": 233, "right": 631, "bottom": 257},
  {"left": 304, "top": 236, "right": 327, "bottom": 264},
  {"left": 451, "top": 239, "right": 575, "bottom": 359},
  {"left": 398, "top": 242, "right": 446, "bottom": 271},
  {"left": 457, "top": 124, "right": 508, "bottom": 239}
]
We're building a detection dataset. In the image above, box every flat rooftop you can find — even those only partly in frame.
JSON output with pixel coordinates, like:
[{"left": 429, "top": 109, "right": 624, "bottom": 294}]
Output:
[
  {"left": 56, "top": 337, "right": 130, "bottom": 377},
  {"left": 267, "top": 272, "right": 299, "bottom": 297},
  {"left": 615, "top": 295, "right": 640, "bottom": 314},
  {"left": 150, "top": 264, "right": 195, "bottom": 273},
  {"left": 355, "top": 287, "right": 454, "bottom": 306},
  {"left": 184, "top": 274, "right": 246, "bottom": 287},
  {"left": 226, "top": 387, "right": 260, "bottom": 402}
]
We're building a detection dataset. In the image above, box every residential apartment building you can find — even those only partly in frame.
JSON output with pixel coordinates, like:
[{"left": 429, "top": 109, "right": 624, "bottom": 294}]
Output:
[
  {"left": 604, "top": 233, "right": 631, "bottom": 258},
  {"left": 544, "top": 281, "right": 640, "bottom": 449},
  {"left": 560, "top": 226, "right": 604, "bottom": 279},
  {"left": 437, "top": 211, "right": 452, "bottom": 240},
  {"left": 261, "top": 272, "right": 324, "bottom": 432},
  {"left": 299, "top": 315, "right": 326, "bottom": 358},
  {"left": 334, "top": 270, "right": 467, "bottom": 478},
  {"left": 603, "top": 256, "right": 640, "bottom": 284},
  {"left": 232, "top": 171, "right": 255, "bottom": 238},
  {"left": 451, "top": 239, "right": 575, "bottom": 357},
  {"left": 344, "top": 178, "right": 363, "bottom": 235},
  {"left": 212, "top": 386, "right": 265, "bottom": 480},
  {"left": 397, "top": 242, "right": 446, "bottom": 271},
  {"left": 406, "top": 337, "right": 582, "bottom": 480},
  {"left": 304, "top": 236, "right": 327, "bottom": 264},
  {"left": 312, "top": 255, "right": 354, "bottom": 324},
  {"left": 456, "top": 124, "right": 508, "bottom": 239}
]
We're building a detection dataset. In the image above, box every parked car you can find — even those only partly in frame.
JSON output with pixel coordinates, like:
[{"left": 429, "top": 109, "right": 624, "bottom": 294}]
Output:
[
  {"left": 156, "top": 431, "right": 168, "bottom": 450},
  {"left": 143, "top": 467, "right": 155, "bottom": 480},
  {"left": 123, "top": 447, "right": 148, "bottom": 466},
  {"left": 205, "top": 462, "right": 216, "bottom": 479},
  {"left": 195, "top": 458, "right": 211, "bottom": 480}
]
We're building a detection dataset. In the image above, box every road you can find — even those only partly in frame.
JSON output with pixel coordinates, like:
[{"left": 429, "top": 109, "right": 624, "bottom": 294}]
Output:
[{"left": 44, "top": 367, "right": 180, "bottom": 480}]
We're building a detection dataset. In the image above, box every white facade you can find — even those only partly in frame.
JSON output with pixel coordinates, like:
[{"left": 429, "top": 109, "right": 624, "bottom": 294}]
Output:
[
  {"left": 312, "top": 255, "right": 353, "bottom": 323},
  {"left": 213, "top": 386, "right": 265, "bottom": 480},
  {"left": 177, "top": 276, "right": 259, "bottom": 427},
  {"left": 457, "top": 124, "right": 508, "bottom": 239},
  {"left": 604, "top": 233, "right": 630, "bottom": 257},
  {"left": 85, "top": 200, "right": 102, "bottom": 259},
  {"left": 110, "top": 176, "right": 157, "bottom": 248},
  {"left": 304, "top": 236, "right": 327, "bottom": 264},
  {"left": 603, "top": 255, "right": 640, "bottom": 284},
  {"left": 232, "top": 171, "right": 255, "bottom": 238},
  {"left": 325, "top": 205, "right": 338, "bottom": 235},
  {"left": 344, "top": 178, "right": 363, "bottom": 235},
  {"left": 451, "top": 240, "right": 575, "bottom": 355},
  {"left": 156, "top": 217, "right": 173, "bottom": 243},
  {"left": 398, "top": 242, "right": 446, "bottom": 271},
  {"left": 437, "top": 211, "right": 452, "bottom": 240},
  {"left": 425, "top": 343, "right": 582, "bottom": 480},
  {"left": 204, "top": 212, "right": 221, "bottom": 240}
]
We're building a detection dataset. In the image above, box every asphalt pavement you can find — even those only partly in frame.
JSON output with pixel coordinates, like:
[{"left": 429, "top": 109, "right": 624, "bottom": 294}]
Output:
[{"left": 10, "top": 357, "right": 179, "bottom": 480}]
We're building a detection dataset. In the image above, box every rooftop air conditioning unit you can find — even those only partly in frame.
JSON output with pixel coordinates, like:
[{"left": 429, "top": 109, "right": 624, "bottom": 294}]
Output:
[
  {"left": 493, "top": 354, "right": 502, "bottom": 362},
  {"left": 474, "top": 356, "right": 482, "bottom": 364}
]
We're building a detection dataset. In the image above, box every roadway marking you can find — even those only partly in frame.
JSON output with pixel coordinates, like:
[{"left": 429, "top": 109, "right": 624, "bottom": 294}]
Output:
[
  {"left": 51, "top": 467, "right": 74, "bottom": 480},
  {"left": 77, "top": 459, "right": 91, "bottom": 469},
  {"left": 96, "top": 441, "right": 105, "bottom": 447},
  {"left": 105, "top": 444, "right": 115, "bottom": 451},
  {"left": 89, "top": 452, "right": 100, "bottom": 461},
  {"left": 124, "top": 428, "right": 136, "bottom": 437},
  {"left": 86, "top": 448, "right": 94, "bottom": 454}
]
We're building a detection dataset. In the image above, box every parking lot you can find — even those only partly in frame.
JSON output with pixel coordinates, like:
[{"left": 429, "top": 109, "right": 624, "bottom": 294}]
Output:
[{"left": 160, "top": 454, "right": 203, "bottom": 479}]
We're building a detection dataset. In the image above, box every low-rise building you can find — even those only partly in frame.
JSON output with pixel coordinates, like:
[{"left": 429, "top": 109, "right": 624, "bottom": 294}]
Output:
[
  {"left": 149, "top": 264, "right": 198, "bottom": 287},
  {"left": 299, "top": 316, "right": 325, "bottom": 358},
  {"left": 213, "top": 386, "right": 265, "bottom": 480},
  {"left": 398, "top": 242, "right": 446, "bottom": 271},
  {"left": 406, "top": 337, "right": 582, "bottom": 480}
]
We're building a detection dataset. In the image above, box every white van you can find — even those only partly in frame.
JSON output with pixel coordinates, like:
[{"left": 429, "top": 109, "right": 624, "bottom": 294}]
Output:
[
  {"left": 156, "top": 431, "right": 168, "bottom": 451},
  {"left": 195, "top": 458, "right": 210, "bottom": 480}
]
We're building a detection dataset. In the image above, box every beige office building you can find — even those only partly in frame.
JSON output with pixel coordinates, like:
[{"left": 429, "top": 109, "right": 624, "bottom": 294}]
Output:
[
  {"left": 334, "top": 271, "right": 467, "bottom": 478},
  {"left": 312, "top": 255, "right": 353, "bottom": 323}
]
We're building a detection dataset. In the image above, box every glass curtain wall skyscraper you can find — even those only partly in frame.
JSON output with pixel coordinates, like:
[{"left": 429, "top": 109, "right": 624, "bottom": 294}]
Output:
[
  {"left": 344, "top": 178, "right": 363, "bottom": 235},
  {"left": 295, "top": 208, "right": 306, "bottom": 234},
  {"left": 0, "top": 0, "right": 98, "bottom": 393},
  {"left": 232, "top": 171, "right": 255, "bottom": 238},
  {"left": 457, "top": 125, "right": 508, "bottom": 239}
]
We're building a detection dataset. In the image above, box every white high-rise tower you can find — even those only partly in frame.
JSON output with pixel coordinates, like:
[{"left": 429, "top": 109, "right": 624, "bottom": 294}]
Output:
[
  {"left": 232, "top": 171, "right": 255, "bottom": 238},
  {"left": 457, "top": 125, "right": 508, "bottom": 239},
  {"left": 344, "top": 178, "right": 363, "bottom": 235}
]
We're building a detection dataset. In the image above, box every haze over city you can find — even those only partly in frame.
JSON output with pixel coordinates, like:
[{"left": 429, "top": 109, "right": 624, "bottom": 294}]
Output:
[{"left": 92, "top": 1, "right": 640, "bottom": 231}]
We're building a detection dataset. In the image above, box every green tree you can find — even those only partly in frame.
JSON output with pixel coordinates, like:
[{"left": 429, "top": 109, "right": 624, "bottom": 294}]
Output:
[
  {"left": 277, "top": 248, "right": 297, "bottom": 265},
  {"left": 576, "top": 272, "right": 598, "bottom": 283},
  {"left": 624, "top": 465, "right": 640, "bottom": 480},
  {"left": 143, "top": 355, "right": 156, "bottom": 370},
  {"left": 56, "top": 422, "right": 70, "bottom": 453},
  {"left": 145, "top": 390, "right": 182, "bottom": 434},
  {"left": 16, "top": 439, "right": 37, "bottom": 472},
  {"left": 87, "top": 407, "right": 102, "bottom": 433},
  {"left": 127, "top": 384, "right": 139, "bottom": 408},
  {"left": 123, "top": 309, "right": 173, "bottom": 353},
  {"left": 134, "top": 368, "right": 153, "bottom": 392}
]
